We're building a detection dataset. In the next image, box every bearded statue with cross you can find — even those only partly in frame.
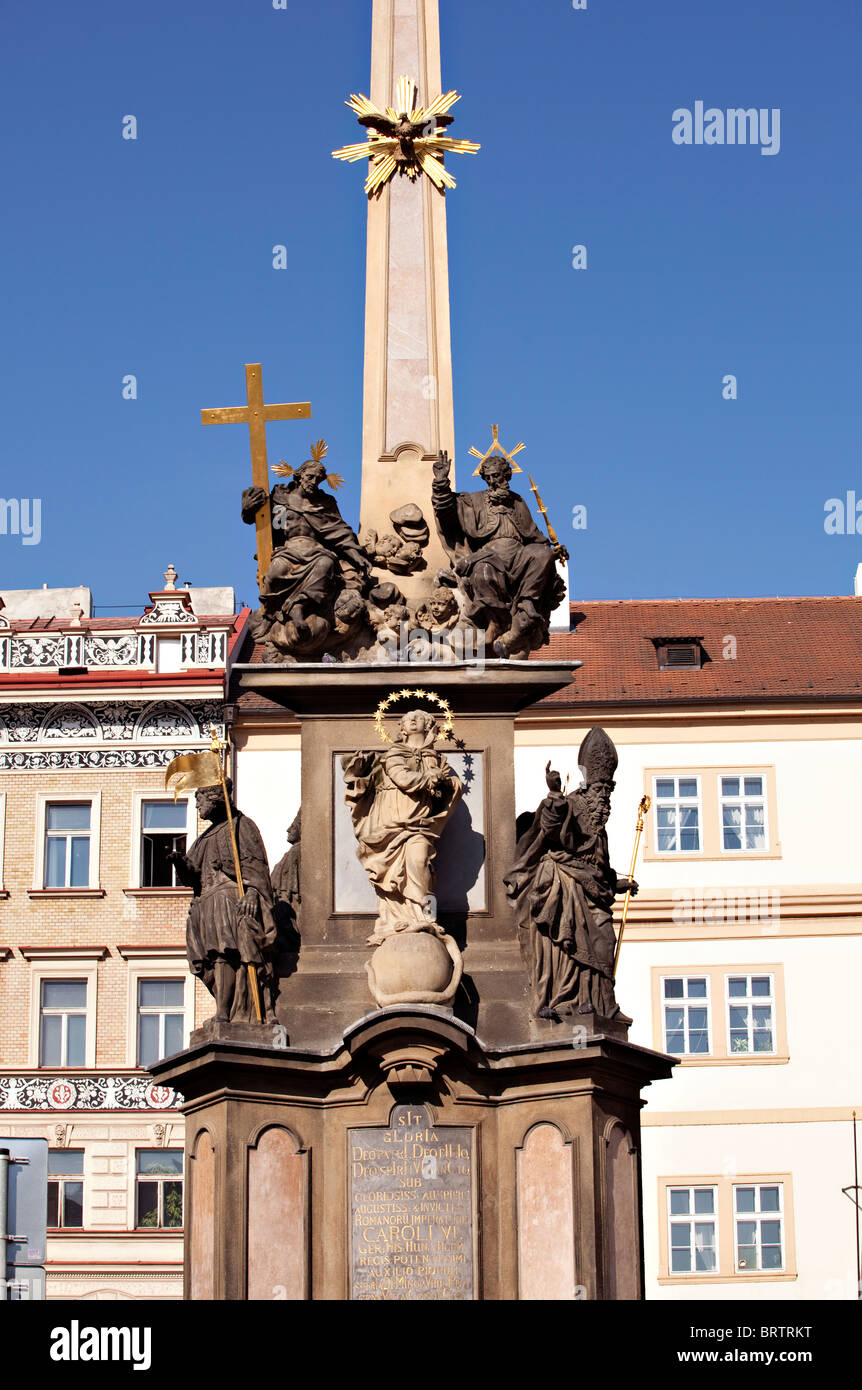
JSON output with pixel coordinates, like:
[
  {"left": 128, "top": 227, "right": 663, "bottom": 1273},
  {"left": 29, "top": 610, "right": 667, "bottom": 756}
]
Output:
[{"left": 242, "top": 440, "right": 375, "bottom": 661}]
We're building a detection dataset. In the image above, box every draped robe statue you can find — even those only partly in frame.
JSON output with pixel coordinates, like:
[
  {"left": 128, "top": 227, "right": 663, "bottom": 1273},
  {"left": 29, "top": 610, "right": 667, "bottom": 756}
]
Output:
[
  {"left": 170, "top": 783, "right": 278, "bottom": 1024},
  {"left": 504, "top": 728, "right": 637, "bottom": 1024},
  {"left": 271, "top": 809, "right": 302, "bottom": 935},
  {"left": 242, "top": 459, "right": 371, "bottom": 659},
  {"left": 341, "top": 710, "right": 462, "bottom": 946},
  {"left": 431, "top": 450, "right": 567, "bottom": 657}
]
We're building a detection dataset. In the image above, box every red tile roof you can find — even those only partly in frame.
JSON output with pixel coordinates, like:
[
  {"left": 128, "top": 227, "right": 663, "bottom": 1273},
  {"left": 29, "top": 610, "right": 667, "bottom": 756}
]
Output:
[
  {"left": 537, "top": 596, "right": 862, "bottom": 706},
  {"left": 231, "top": 596, "right": 862, "bottom": 715}
]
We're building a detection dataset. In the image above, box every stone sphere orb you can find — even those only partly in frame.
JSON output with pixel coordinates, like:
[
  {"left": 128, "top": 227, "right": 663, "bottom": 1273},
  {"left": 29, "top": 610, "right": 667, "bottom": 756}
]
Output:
[{"left": 371, "top": 932, "right": 454, "bottom": 997}]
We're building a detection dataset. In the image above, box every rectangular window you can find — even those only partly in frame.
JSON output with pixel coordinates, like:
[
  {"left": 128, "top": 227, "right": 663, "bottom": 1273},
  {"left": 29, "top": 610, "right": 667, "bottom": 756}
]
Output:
[
  {"left": 141, "top": 801, "right": 188, "bottom": 887},
  {"left": 136, "top": 1150, "right": 184, "bottom": 1229},
  {"left": 727, "top": 974, "right": 775, "bottom": 1054},
  {"left": 39, "top": 979, "right": 87, "bottom": 1067},
  {"left": 720, "top": 775, "right": 767, "bottom": 852},
  {"left": 667, "top": 1186, "right": 717, "bottom": 1273},
  {"left": 46, "top": 1150, "right": 84, "bottom": 1228},
  {"left": 137, "top": 979, "right": 185, "bottom": 1067},
  {"left": 735, "top": 1184, "right": 784, "bottom": 1272},
  {"left": 662, "top": 977, "right": 710, "bottom": 1055},
  {"left": 653, "top": 776, "right": 701, "bottom": 853},
  {"left": 44, "top": 802, "right": 91, "bottom": 888}
]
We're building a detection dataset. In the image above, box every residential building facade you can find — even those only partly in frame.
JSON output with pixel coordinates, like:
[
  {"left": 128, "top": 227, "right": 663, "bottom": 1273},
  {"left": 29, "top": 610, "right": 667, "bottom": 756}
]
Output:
[
  {"left": 0, "top": 579, "right": 243, "bottom": 1300},
  {"left": 516, "top": 596, "right": 862, "bottom": 1300}
]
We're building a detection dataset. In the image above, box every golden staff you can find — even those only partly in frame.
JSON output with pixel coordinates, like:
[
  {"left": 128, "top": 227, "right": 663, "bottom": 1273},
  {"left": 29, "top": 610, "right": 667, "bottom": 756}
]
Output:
[
  {"left": 528, "top": 473, "right": 565, "bottom": 564},
  {"left": 207, "top": 726, "right": 264, "bottom": 1024},
  {"left": 613, "top": 795, "right": 651, "bottom": 981}
]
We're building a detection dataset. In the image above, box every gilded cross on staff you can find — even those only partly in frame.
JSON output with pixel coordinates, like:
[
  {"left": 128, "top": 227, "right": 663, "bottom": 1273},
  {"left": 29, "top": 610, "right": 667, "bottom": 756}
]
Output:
[{"left": 202, "top": 363, "right": 311, "bottom": 589}]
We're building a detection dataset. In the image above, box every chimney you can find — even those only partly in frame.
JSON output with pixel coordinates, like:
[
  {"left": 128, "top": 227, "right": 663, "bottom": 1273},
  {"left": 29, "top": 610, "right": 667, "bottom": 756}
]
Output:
[{"left": 855, "top": 563, "right": 862, "bottom": 597}]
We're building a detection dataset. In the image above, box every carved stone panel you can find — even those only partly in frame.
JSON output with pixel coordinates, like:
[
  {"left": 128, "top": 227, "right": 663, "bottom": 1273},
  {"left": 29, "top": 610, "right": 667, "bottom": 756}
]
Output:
[
  {"left": 516, "top": 1122, "right": 577, "bottom": 1300},
  {"left": 349, "top": 1103, "right": 475, "bottom": 1300},
  {"left": 189, "top": 1130, "right": 215, "bottom": 1301},
  {"left": 247, "top": 1127, "right": 307, "bottom": 1300},
  {"left": 604, "top": 1121, "right": 640, "bottom": 1301}
]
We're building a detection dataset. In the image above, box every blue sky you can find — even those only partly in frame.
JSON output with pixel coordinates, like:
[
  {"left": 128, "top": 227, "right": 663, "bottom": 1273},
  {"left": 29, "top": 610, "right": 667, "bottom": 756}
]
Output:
[{"left": 1, "top": 0, "right": 860, "bottom": 610}]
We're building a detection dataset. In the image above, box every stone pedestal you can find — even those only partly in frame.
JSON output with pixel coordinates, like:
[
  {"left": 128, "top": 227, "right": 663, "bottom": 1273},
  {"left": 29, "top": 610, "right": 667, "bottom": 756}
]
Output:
[
  {"left": 159, "top": 655, "right": 678, "bottom": 1300},
  {"left": 230, "top": 659, "right": 582, "bottom": 1050},
  {"left": 152, "top": 1009, "right": 674, "bottom": 1301}
]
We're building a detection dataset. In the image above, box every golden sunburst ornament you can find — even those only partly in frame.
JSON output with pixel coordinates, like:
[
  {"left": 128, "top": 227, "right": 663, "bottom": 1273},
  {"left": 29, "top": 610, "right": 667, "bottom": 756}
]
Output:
[
  {"left": 332, "top": 75, "right": 480, "bottom": 196},
  {"left": 272, "top": 438, "right": 345, "bottom": 491},
  {"left": 373, "top": 688, "right": 455, "bottom": 744}
]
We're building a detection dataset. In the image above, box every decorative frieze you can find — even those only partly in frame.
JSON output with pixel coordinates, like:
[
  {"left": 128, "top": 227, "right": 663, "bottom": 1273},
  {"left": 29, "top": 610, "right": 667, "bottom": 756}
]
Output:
[
  {"left": 139, "top": 599, "right": 198, "bottom": 627},
  {"left": 0, "top": 1074, "right": 183, "bottom": 1111},
  {"left": 0, "top": 747, "right": 201, "bottom": 771},
  {"left": 0, "top": 699, "right": 223, "bottom": 745},
  {"left": 0, "top": 628, "right": 229, "bottom": 671}
]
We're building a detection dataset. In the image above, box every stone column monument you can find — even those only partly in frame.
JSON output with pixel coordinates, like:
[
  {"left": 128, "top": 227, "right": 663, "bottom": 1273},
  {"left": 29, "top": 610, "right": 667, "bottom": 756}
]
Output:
[
  {"left": 358, "top": 0, "right": 459, "bottom": 598},
  {"left": 152, "top": 0, "right": 675, "bottom": 1302}
]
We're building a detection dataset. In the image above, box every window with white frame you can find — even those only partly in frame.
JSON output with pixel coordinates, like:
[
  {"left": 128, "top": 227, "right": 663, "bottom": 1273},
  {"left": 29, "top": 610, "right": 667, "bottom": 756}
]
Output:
[
  {"left": 47, "top": 1150, "right": 84, "bottom": 1228},
  {"left": 137, "top": 978, "right": 185, "bottom": 1066},
  {"left": 39, "top": 979, "right": 87, "bottom": 1067},
  {"left": 734, "top": 1184, "right": 784, "bottom": 1272},
  {"left": 720, "top": 775, "right": 767, "bottom": 852},
  {"left": 140, "top": 801, "right": 188, "bottom": 887},
  {"left": 44, "top": 802, "right": 91, "bottom": 888},
  {"left": 667, "top": 1186, "right": 718, "bottom": 1273},
  {"left": 653, "top": 776, "right": 701, "bottom": 853},
  {"left": 136, "top": 1150, "right": 183, "bottom": 1228},
  {"left": 727, "top": 974, "right": 775, "bottom": 1054},
  {"left": 662, "top": 977, "right": 710, "bottom": 1055}
]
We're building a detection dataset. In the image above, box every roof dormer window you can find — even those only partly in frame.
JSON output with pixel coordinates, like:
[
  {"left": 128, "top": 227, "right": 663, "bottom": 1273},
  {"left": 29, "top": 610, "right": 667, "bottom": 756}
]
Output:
[{"left": 653, "top": 638, "right": 703, "bottom": 670}]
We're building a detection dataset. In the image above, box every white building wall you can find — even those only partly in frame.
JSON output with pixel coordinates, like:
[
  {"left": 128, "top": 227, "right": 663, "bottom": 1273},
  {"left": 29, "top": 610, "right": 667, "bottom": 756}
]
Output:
[
  {"left": 234, "top": 747, "right": 301, "bottom": 871},
  {"left": 515, "top": 720, "right": 862, "bottom": 1301},
  {"left": 641, "top": 1121, "right": 858, "bottom": 1302},
  {"left": 620, "top": 935, "right": 861, "bottom": 1111},
  {"left": 515, "top": 735, "right": 862, "bottom": 888}
]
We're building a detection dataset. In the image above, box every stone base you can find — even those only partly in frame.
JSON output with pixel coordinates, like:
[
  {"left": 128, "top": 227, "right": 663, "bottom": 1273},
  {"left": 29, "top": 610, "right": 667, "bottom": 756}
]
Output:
[
  {"left": 153, "top": 1009, "right": 674, "bottom": 1301},
  {"left": 190, "top": 1018, "right": 289, "bottom": 1049},
  {"left": 528, "top": 1007, "right": 631, "bottom": 1046}
]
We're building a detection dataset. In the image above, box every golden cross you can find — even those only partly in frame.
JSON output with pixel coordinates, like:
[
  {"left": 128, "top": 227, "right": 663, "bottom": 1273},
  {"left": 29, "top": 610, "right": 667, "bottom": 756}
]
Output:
[
  {"left": 468, "top": 424, "right": 525, "bottom": 476},
  {"left": 201, "top": 364, "right": 311, "bottom": 590}
]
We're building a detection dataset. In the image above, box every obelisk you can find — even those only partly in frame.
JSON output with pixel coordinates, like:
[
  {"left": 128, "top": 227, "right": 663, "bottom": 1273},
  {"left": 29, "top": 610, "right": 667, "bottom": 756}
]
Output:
[{"left": 359, "top": 0, "right": 459, "bottom": 595}]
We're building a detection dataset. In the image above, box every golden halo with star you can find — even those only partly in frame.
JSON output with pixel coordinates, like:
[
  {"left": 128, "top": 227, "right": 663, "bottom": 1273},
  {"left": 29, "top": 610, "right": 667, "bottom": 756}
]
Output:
[{"left": 373, "top": 688, "right": 455, "bottom": 745}]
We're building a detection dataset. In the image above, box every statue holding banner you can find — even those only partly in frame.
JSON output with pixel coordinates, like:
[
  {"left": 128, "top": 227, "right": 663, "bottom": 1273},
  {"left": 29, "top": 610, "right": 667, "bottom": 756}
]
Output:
[
  {"left": 165, "top": 736, "right": 277, "bottom": 1026},
  {"left": 169, "top": 782, "right": 278, "bottom": 1025}
]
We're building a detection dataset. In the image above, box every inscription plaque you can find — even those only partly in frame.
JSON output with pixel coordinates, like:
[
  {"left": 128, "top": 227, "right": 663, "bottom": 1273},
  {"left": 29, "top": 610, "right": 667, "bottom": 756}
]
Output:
[{"left": 349, "top": 1103, "right": 475, "bottom": 1300}]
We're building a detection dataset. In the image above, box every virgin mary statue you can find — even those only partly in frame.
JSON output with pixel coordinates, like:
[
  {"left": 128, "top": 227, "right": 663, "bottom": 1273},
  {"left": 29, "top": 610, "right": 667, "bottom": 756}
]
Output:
[{"left": 341, "top": 709, "right": 462, "bottom": 946}]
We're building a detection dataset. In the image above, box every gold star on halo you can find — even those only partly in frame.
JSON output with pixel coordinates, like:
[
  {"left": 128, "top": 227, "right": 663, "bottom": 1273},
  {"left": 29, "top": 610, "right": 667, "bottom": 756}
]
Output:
[
  {"left": 333, "top": 76, "right": 480, "bottom": 196},
  {"left": 373, "top": 688, "right": 456, "bottom": 744}
]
